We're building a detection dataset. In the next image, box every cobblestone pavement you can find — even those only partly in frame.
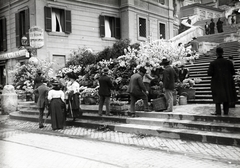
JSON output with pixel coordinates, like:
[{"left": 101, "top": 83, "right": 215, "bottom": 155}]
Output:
[{"left": 0, "top": 117, "right": 240, "bottom": 168}]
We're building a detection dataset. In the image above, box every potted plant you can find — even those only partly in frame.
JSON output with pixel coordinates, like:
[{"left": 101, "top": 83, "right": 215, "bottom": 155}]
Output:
[{"left": 177, "top": 78, "right": 202, "bottom": 100}]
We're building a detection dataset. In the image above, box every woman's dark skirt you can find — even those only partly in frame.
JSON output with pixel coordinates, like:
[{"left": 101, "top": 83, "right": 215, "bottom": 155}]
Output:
[{"left": 49, "top": 98, "right": 66, "bottom": 130}]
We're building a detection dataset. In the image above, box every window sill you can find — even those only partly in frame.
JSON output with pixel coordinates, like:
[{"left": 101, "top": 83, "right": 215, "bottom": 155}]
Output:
[
  {"left": 101, "top": 37, "right": 118, "bottom": 41},
  {"left": 138, "top": 36, "right": 147, "bottom": 42},
  {"left": 47, "top": 32, "right": 69, "bottom": 37}
]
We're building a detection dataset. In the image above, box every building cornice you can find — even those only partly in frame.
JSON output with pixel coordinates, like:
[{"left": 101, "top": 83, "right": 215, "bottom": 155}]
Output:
[{"left": 181, "top": 3, "right": 224, "bottom": 12}]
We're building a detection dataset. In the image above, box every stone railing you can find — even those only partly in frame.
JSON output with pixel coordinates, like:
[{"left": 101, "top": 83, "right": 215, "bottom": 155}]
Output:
[
  {"left": 169, "top": 26, "right": 204, "bottom": 47},
  {"left": 198, "top": 42, "right": 219, "bottom": 55}
]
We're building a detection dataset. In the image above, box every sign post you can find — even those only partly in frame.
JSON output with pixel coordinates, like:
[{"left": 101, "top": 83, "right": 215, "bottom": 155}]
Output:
[{"left": 28, "top": 26, "right": 44, "bottom": 57}]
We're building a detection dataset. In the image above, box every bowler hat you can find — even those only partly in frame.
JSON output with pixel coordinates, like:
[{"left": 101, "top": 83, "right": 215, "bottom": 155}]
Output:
[
  {"left": 161, "top": 58, "right": 170, "bottom": 65},
  {"left": 67, "top": 72, "right": 78, "bottom": 80},
  {"left": 102, "top": 68, "right": 109, "bottom": 74},
  {"left": 41, "top": 78, "right": 48, "bottom": 83},
  {"left": 138, "top": 67, "right": 146, "bottom": 74}
]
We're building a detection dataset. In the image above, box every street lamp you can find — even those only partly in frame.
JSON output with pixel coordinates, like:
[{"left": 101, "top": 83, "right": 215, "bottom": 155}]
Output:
[{"left": 20, "top": 35, "right": 37, "bottom": 57}]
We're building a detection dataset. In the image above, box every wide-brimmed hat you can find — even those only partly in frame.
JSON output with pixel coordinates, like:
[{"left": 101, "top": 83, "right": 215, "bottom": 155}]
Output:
[
  {"left": 179, "top": 64, "right": 185, "bottom": 68},
  {"left": 161, "top": 58, "right": 170, "bottom": 65},
  {"left": 102, "top": 68, "right": 109, "bottom": 74},
  {"left": 67, "top": 72, "right": 78, "bottom": 80},
  {"left": 41, "top": 78, "right": 48, "bottom": 83},
  {"left": 37, "top": 69, "right": 42, "bottom": 74},
  {"left": 138, "top": 67, "right": 146, "bottom": 74},
  {"left": 56, "top": 74, "right": 62, "bottom": 78}
]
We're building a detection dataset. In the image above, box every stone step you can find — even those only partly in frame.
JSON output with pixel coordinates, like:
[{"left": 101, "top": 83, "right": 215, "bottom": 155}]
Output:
[
  {"left": 17, "top": 106, "right": 240, "bottom": 123},
  {"left": 114, "top": 123, "right": 240, "bottom": 146},
  {"left": 9, "top": 111, "right": 240, "bottom": 146},
  {"left": 127, "top": 117, "right": 240, "bottom": 133}
]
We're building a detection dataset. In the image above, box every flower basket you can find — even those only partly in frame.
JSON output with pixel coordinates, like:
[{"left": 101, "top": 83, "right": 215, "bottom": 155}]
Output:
[
  {"left": 16, "top": 90, "right": 26, "bottom": 101},
  {"left": 110, "top": 101, "right": 128, "bottom": 112},
  {"left": 152, "top": 94, "right": 167, "bottom": 112},
  {"left": 178, "top": 88, "right": 195, "bottom": 100},
  {"left": 83, "top": 96, "right": 97, "bottom": 105},
  {"left": 135, "top": 99, "right": 144, "bottom": 111},
  {"left": 26, "top": 92, "right": 34, "bottom": 101}
]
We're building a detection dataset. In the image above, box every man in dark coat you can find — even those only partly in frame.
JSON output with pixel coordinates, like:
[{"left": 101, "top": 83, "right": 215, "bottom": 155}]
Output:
[
  {"left": 205, "top": 22, "right": 210, "bottom": 35},
  {"left": 179, "top": 64, "right": 189, "bottom": 82},
  {"left": 208, "top": 47, "right": 237, "bottom": 115},
  {"left": 98, "top": 68, "right": 113, "bottom": 116},
  {"left": 216, "top": 18, "right": 223, "bottom": 33},
  {"left": 209, "top": 18, "right": 215, "bottom": 34},
  {"left": 34, "top": 69, "right": 44, "bottom": 103},
  {"left": 190, "top": 37, "right": 199, "bottom": 53},
  {"left": 33, "top": 78, "right": 49, "bottom": 128},
  {"left": 162, "top": 58, "right": 178, "bottom": 112},
  {"left": 127, "top": 67, "right": 149, "bottom": 116}
]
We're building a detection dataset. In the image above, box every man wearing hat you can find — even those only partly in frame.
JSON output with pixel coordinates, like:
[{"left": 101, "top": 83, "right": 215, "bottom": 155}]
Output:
[
  {"left": 162, "top": 58, "right": 177, "bottom": 112},
  {"left": 98, "top": 67, "right": 113, "bottom": 116},
  {"left": 178, "top": 64, "right": 189, "bottom": 82},
  {"left": 33, "top": 78, "right": 49, "bottom": 128},
  {"left": 190, "top": 37, "right": 199, "bottom": 53},
  {"left": 66, "top": 72, "right": 81, "bottom": 121},
  {"left": 208, "top": 47, "right": 237, "bottom": 115},
  {"left": 127, "top": 66, "right": 149, "bottom": 116},
  {"left": 34, "top": 69, "right": 44, "bottom": 103}
]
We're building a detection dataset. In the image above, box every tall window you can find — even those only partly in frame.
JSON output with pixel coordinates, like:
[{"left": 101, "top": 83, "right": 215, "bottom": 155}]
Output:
[
  {"left": 139, "top": 17, "right": 146, "bottom": 38},
  {"left": 44, "top": 6, "right": 71, "bottom": 34},
  {"left": 15, "top": 8, "right": 30, "bottom": 47},
  {"left": 0, "top": 17, "right": 7, "bottom": 51},
  {"left": 99, "top": 15, "right": 120, "bottom": 39},
  {"left": 159, "top": 23, "right": 166, "bottom": 39}
]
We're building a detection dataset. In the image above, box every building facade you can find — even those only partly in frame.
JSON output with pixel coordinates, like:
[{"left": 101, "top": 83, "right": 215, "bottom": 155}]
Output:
[{"left": 0, "top": 0, "right": 177, "bottom": 85}]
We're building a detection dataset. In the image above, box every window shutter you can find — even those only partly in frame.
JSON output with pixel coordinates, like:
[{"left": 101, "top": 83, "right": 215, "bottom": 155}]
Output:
[
  {"left": 15, "top": 12, "right": 20, "bottom": 47},
  {"left": 99, "top": 15, "right": 105, "bottom": 37},
  {"left": 44, "top": 6, "right": 52, "bottom": 32},
  {"left": 115, "top": 17, "right": 120, "bottom": 39},
  {"left": 25, "top": 8, "right": 30, "bottom": 41},
  {"left": 65, "top": 10, "right": 71, "bottom": 34},
  {"left": 2, "top": 17, "right": 7, "bottom": 51}
]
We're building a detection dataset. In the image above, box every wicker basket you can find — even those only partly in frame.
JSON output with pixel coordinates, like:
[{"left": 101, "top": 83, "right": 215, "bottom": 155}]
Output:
[
  {"left": 110, "top": 102, "right": 128, "bottom": 112},
  {"left": 152, "top": 95, "right": 167, "bottom": 112}
]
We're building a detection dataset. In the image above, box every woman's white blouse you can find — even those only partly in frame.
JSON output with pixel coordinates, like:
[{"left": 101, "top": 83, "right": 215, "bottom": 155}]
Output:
[
  {"left": 67, "top": 81, "right": 80, "bottom": 94},
  {"left": 48, "top": 90, "right": 65, "bottom": 102}
]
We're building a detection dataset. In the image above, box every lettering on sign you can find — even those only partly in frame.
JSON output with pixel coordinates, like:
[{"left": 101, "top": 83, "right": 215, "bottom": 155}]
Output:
[
  {"left": 0, "top": 50, "right": 27, "bottom": 60},
  {"left": 29, "top": 26, "right": 44, "bottom": 48}
]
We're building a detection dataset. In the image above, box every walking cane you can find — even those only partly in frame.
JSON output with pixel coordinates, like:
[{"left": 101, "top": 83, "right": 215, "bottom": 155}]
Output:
[{"left": 69, "top": 99, "right": 74, "bottom": 118}]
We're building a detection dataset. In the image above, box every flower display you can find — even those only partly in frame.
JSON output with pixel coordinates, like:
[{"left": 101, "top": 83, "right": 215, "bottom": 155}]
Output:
[
  {"left": 234, "top": 69, "right": 240, "bottom": 85},
  {"left": 177, "top": 78, "right": 202, "bottom": 89},
  {"left": 13, "top": 60, "right": 54, "bottom": 93}
]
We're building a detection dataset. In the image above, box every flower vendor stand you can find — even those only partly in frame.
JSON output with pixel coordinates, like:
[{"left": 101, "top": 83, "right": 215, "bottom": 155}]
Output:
[
  {"left": 16, "top": 90, "right": 26, "bottom": 101},
  {"left": 80, "top": 87, "right": 99, "bottom": 105},
  {"left": 26, "top": 92, "right": 34, "bottom": 101}
]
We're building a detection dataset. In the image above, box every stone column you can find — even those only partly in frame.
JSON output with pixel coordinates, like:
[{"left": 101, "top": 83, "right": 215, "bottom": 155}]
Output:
[{"left": 1, "top": 85, "right": 18, "bottom": 115}]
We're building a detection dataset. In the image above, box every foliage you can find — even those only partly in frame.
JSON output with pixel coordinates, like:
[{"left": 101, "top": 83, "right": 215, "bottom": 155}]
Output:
[
  {"left": 234, "top": 69, "right": 240, "bottom": 84},
  {"left": 67, "top": 47, "right": 97, "bottom": 67},
  {"left": 13, "top": 60, "right": 54, "bottom": 93},
  {"left": 177, "top": 78, "right": 202, "bottom": 89},
  {"left": 96, "top": 39, "right": 133, "bottom": 61}
]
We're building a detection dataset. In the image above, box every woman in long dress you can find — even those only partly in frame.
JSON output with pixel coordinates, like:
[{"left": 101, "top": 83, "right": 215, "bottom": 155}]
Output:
[
  {"left": 48, "top": 81, "right": 66, "bottom": 130},
  {"left": 66, "top": 72, "right": 81, "bottom": 121}
]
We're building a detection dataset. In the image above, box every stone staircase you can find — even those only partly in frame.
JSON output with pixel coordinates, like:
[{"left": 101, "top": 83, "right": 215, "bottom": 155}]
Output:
[
  {"left": 187, "top": 41, "right": 240, "bottom": 104},
  {"left": 10, "top": 101, "right": 240, "bottom": 147},
  {"left": 185, "top": 19, "right": 240, "bottom": 104}
]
